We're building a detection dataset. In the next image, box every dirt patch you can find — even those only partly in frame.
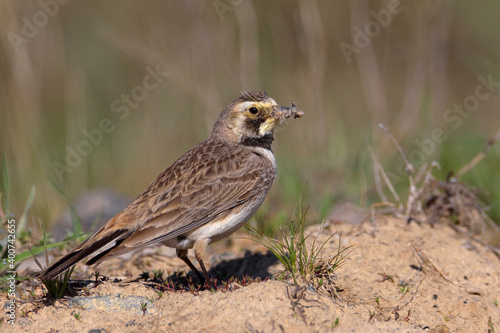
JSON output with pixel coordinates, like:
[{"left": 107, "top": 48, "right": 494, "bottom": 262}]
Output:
[{"left": 4, "top": 216, "right": 500, "bottom": 332}]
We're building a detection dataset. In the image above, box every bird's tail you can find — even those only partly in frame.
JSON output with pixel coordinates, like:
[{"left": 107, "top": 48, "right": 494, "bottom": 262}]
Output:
[{"left": 33, "top": 229, "right": 127, "bottom": 280}]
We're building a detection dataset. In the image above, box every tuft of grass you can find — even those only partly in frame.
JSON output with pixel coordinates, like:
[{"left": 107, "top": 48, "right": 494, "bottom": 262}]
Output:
[
  {"left": 489, "top": 316, "right": 496, "bottom": 333},
  {"left": 30, "top": 223, "right": 75, "bottom": 299},
  {"left": 0, "top": 155, "right": 65, "bottom": 276},
  {"left": 0, "top": 155, "right": 84, "bottom": 278},
  {"left": 252, "top": 206, "right": 286, "bottom": 238},
  {"left": 27, "top": 181, "right": 93, "bottom": 297},
  {"left": 153, "top": 269, "right": 164, "bottom": 281},
  {"left": 40, "top": 266, "right": 75, "bottom": 299},
  {"left": 74, "top": 312, "right": 80, "bottom": 320},
  {"left": 248, "top": 194, "right": 351, "bottom": 296},
  {"left": 140, "top": 301, "right": 148, "bottom": 316}
]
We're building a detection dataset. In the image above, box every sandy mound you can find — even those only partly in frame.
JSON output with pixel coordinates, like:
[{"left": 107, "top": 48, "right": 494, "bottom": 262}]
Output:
[{"left": 4, "top": 216, "right": 500, "bottom": 332}]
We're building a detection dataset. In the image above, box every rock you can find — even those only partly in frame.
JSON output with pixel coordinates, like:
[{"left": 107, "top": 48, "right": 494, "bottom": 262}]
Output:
[
  {"left": 68, "top": 295, "right": 157, "bottom": 315},
  {"left": 52, "top": 187, "right": 130, "bottom": 241}
]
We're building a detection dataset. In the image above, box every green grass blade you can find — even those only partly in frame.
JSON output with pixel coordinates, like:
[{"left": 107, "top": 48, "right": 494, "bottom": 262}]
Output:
[
  {"left": 2, "top": 152, "right": 10, "bottom": 214},
  {"left": 18, "top": 185, "right": 36, "bottom": 233},
  {"left": 14, "top": 240, "right": 69, "bottom": 263}
]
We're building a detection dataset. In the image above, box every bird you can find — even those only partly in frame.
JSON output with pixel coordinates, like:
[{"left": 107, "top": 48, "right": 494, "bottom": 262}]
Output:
[{"left": 34, "top": 91, "right": 304, "bottom": 283}]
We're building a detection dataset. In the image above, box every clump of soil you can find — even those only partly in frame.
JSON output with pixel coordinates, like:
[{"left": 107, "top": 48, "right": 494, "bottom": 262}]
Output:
[{"left": 4, "top": 216, "right": 500, "bottom": 332}]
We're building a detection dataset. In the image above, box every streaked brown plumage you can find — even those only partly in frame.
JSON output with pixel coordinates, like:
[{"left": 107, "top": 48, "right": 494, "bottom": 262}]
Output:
[{"left": 35, "top": 91, "right": 303, "bottom": 282}]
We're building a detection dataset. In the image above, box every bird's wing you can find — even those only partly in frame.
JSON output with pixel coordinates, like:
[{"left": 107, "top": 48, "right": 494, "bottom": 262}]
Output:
[
  {"left": 88, "top": 141, "right": 275, "bottom": 260},
  {"left": 123, "top": 154, "right": 273, "bottom": 245}
]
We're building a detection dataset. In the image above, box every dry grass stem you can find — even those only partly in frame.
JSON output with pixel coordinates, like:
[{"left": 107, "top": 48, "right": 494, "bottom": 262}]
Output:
[
  {"left": 372, "top": 124, "right": 497, "bottom": 238},
  {"left": 368, "top": 148, "right": 401, "bottom": 206},
  {"left": 455, "top": 127, "right": 500, "bottom": 179}
]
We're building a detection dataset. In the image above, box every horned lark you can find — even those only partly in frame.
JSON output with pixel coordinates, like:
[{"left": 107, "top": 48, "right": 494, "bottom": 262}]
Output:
[{"left": 35, "top": 91, "right": 303, "bottom": 282}]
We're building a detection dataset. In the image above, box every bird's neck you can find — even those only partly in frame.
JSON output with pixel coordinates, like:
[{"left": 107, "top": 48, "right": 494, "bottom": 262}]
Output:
[{"left": 240, "top": 133, "right": 274, "bottom": 150}]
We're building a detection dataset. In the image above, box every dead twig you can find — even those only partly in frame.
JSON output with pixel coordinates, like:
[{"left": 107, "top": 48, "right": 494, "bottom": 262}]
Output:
[
  {"left": 412, "top": 246, "right": 457, "bottom": 286},
  {"left": 369, "top": 148, "right": 402, "bottom": 207},
  {"left": 373, "top": 124, "right": 437, "bottom": 222},
  {"left": 455, "top": 127, "right": 500, "bottom": 179},
  {"left": 370, "top": 201, "right": 400, "bottom": 224},
  {"left": 378, "top": 123, "right": 414, "bottom": 174},
  {"left": 402, "top": 278, "right": 423, "bottom": 308}
]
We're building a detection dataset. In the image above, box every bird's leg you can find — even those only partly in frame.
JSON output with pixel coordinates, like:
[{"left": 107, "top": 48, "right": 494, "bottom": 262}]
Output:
[
  {"left": 194, "top": 239, "right": 211, "bottom": 287},
  {"left": 176, "top": 248, "right": 205, "bottom": 283}
]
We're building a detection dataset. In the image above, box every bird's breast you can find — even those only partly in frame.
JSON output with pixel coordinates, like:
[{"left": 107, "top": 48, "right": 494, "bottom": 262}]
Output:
[{"left": 195, "top": 198, "right": 265, "bottom": 243}]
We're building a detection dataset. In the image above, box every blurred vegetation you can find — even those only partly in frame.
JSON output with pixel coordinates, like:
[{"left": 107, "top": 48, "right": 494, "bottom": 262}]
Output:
[{"left": 0, "top": 0, "right": 499, "bottom": 234}]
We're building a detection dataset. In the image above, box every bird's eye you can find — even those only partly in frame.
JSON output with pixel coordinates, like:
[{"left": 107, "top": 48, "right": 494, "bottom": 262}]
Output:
[{"left": 249, "top": 107, "right": 259, "bottom": 115}]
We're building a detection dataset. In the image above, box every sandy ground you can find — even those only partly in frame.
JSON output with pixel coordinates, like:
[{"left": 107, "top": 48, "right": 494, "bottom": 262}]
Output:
[{"left": 3, "top": 216, "right": 500, "bottom": 332}]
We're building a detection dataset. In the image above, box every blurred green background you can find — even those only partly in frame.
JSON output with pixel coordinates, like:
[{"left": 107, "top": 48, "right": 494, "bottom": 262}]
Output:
[{"left": 1, "top": 0, "right": 499, "bottom": 232}]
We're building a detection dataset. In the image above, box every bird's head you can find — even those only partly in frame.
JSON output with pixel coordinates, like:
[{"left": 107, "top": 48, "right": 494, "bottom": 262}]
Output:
[{"left": 212, "top": 91, "right": 304, "bottom": 147}]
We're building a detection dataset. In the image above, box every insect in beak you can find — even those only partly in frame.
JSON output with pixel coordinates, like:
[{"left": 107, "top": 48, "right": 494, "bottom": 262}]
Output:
[{"left": 273, "top": 101, "right": 304, "bottom": 124}]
